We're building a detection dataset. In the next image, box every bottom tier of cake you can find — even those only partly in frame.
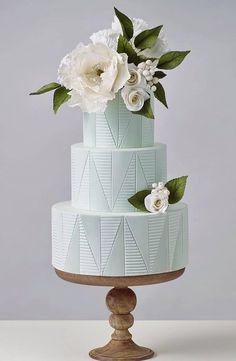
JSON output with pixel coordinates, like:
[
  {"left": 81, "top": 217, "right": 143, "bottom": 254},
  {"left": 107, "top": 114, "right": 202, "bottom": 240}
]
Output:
[{"left": 52, "top": 202, "right": 188, "bottom": 277}]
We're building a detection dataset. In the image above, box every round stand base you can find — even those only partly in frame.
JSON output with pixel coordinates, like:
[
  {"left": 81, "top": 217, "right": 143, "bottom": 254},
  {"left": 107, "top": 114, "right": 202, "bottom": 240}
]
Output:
[{"left": 90, "top": 340, "right": 154, "bottom": 361}]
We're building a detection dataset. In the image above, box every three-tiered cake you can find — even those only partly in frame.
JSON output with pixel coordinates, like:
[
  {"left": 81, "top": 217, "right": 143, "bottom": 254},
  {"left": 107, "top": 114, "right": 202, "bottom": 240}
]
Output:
[
  {"left": 51, "top": 92, "right": 188, "bottom": 276},
  {"left": 30, "top": 8, "right": 190, "bottom": 277}
]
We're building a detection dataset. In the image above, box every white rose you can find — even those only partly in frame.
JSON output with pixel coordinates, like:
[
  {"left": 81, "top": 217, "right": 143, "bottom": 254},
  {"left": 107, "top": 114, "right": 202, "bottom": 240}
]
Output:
[
  {"left": 126, "top": 63, "right": 147, "bottom": 87},
  {"left": 58, "top": 43, "right": 130, "bottom": 113},
  {"left": 90, "top": 29, "right": 119, "bottom": 50},
  {"left": 144, "top": 182, "right": 170, "bottom": 213},
  {"left": 121, "top": 86, "right": 149, "bottom": 112}
]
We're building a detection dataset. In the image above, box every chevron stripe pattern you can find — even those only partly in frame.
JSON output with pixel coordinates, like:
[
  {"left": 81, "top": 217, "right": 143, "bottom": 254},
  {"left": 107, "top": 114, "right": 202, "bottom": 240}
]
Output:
[
  {"left": 52, "top": 202, "right": 188, "bottom": 276},
  {"left": 71, "top": 143, "right": 167, "bottom": 212},
  {"left": 83, "top": 92, "right": 154, "bottom": 149}
]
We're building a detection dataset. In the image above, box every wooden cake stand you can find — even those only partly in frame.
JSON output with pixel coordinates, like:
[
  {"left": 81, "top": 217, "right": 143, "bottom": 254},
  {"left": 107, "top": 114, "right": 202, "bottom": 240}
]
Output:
[{"left": 55, "top": 267, "right": 185, "bottom": 360}]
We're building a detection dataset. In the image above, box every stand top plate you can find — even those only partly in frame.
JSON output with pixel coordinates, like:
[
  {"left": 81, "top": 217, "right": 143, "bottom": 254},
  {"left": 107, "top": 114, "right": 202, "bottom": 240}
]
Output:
[{"left": 54, "top": 268, "right": 185, "bottom": 287}]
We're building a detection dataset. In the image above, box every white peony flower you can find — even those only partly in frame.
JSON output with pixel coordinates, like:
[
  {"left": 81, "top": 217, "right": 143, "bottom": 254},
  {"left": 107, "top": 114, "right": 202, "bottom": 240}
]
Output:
[
  {"left": 121, "top": 86, "right": 149, "bottom": 112},
  {"left": 58, "top": 42, "right": 130, "bottom": 113},
  {"left": 90, "top": 29, "right": 119, "bottom": 50},
  {"left": 144, "top": 182, "right": 170, "bottom": 213}
]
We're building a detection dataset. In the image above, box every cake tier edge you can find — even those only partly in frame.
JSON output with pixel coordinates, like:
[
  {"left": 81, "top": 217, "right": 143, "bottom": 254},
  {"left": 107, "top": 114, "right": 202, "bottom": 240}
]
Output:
[
  {"left": 52, "top": 201, "right": 188, "bottom": 277},
  {"left": 83, "top": 91, "right": 154, "bottom": 149}
]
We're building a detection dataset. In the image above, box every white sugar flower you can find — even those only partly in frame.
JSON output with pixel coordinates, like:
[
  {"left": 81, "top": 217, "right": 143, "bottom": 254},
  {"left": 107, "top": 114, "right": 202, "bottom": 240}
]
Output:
[
  {"left": 144, "top": 182, "right": 170, "bottom": 213},
  {"left": 121, "top": 86, "right": 149, "bottom": 112},
  {"left": 58, "top": 43, "right": 130, "bottom": 113},
  {"left": 112, "top": 16, "right": 148, "bottom": 37},
  {"left": 112, "top": 16, "right": 169, "bottom": 59},
  {"left": 126, "top": 64, "right": 146, "bottom": 88},
  {"left": 90, "top": 29, "right": 119, "bottom": 50},
  {"left": 140, "top": 29, "right": 169, "bottom": 59}
]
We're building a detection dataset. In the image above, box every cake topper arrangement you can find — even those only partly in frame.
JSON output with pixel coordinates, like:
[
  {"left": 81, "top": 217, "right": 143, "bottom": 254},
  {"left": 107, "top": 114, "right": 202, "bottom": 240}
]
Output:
[{"left": 30, "top": 7, "right": 190, "bottom": 118}]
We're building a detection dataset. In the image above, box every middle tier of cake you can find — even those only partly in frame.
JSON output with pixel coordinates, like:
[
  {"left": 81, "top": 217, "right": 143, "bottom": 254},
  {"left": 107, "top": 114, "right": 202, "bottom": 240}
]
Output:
[{"left": 72, "top": 143, "right": 167, "bottom": 212}]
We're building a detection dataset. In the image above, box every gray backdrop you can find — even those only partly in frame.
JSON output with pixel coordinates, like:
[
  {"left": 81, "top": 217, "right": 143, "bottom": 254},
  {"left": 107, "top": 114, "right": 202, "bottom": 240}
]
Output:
[{"left": 1, "top": 0, "right": 236, "bottom": 320}]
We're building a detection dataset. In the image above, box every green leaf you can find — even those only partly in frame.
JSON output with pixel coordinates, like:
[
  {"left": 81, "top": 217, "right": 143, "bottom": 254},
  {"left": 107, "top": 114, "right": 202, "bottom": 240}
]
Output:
[
  {"left": 158, "top": 51, "right": 191, "bottom": 70},
  {"left": 137, "top": 54, "right": 157, "bottom": 63},
  {"left": 53, "top": 87, "right": 71, "bottom": 114},
  {"left": 114, "top": 7, "right": 133, "bottom": 40},
  {"left": 128, "top": 190, "right": 150, "bottom": 211},
  {"left": 155, "top": 71, "right": 166, "bottom": 79},
  {"left": 134, "top": 25, "right": 163, "bottom": 50},
  {"left": 154, "top": 83, "right": 168, "bottom": 108},
  {"left": 132, "top": 99, "right": 154, "bottom": 119},
  {"left": 117, "top": 35, "right": 139, "bottom": 64},
  {"left": 30, "top": 82, "right": 61, "bottom": 95},
  {"left": 165, "top": 176, "right": 188, "bottom": 204}
]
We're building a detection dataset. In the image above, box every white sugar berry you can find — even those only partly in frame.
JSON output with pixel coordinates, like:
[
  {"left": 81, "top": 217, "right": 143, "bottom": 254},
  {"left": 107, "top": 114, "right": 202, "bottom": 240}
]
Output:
[
  {"left": 138, "top": 62, "right": 145, "bottom": 69},
  {"left": 148, "top": 80, "right": 153, "bottom": 86},
  {"left": 146, "top": 59, "right": 152, "bottom": 66},
  {"left": 146, "top": 75, "right": 153, "bottom": 81},
  {"left": 143, "top": 69, "right": 149, "bottom": 77},
  {"left": 151, "top": 85, "right": 157, "bottom": 92},
  {"left": 153, "top": 77, "right": 159, "bottom": 84}
]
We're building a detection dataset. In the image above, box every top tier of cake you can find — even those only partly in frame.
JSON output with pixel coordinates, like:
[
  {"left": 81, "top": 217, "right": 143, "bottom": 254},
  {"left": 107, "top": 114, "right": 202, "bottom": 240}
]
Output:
[{"left": 83, "top": 92, "right": 154, "bottom": 149}]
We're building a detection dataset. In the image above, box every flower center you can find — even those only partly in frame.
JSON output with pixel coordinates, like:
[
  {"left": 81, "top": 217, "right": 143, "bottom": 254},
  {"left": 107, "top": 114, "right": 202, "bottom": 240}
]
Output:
[
  {"left": 96, "top": 68, "right": 104, "bottom": 77},
  {"left": 132, "top": 94, "right": 139, "bottom": 104},
  {"left": 154, "top": 199, "right": 162, "bottom": 209},
  {"left": 85, "top": 64, "right": 105, "bottom": 86},
  {"left": 129, "top": 72, "right": 137, "bottom": 84}
]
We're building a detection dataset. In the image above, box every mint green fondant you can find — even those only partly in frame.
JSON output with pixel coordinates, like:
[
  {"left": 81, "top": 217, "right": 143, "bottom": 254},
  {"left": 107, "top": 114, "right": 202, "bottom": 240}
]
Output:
[
  {"left": 102, "top": 217, "right": 125, "bottom": 276},
  {"left": 83, "top": 92, "right": 154, "bottom": 148},
  {"left": 52, "top": 87, "right": 189, "bottom": 277},
  {"left": 52, "top": 202, "right": 188, "bottom": 276},
  {"left": 71, "top": 143, "right": 167, "bottom": 212}
]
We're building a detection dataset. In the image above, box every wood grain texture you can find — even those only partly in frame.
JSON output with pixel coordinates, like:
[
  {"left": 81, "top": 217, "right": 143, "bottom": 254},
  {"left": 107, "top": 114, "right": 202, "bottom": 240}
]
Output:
[
  {"left": 54, "top": 268, "right": 186, "bottom": 360},
  {"left": 54, "top": 268, "right": 185, "bottom": 287},
  {"left": 89, "top": 287, "right": 154, "bottom": 360}
]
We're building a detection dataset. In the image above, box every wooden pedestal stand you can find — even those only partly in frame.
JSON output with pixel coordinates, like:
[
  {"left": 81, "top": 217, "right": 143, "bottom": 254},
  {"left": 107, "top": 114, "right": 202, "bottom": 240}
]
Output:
[{"left": 55, "top": 268, "right": 185, "bottom": 361}]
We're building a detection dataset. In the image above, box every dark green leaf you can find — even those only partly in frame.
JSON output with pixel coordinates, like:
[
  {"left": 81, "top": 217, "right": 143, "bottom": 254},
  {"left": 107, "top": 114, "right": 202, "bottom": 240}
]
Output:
[
  {"left": 134, "top": 25, "right": 163, "bottom": 50},
  {"left": 114, "top": 7, "right": 133, "bottom": 40},
  {"left": 132, "top": 98, "right": 154, "bottom": 119},
  {"left": 53, "top": 87, "right": 71, "bottom": 114},
  {"left": 158, "top": 51, "right": 191, "bottom": 70},
  {"left": 154, "top": 83, "right": 168, "bottom": 108},
  {"left": 30, "top": 82, "right": 61, "bottom": 95},
  {"left": 155, "top": 71, "right": 166, "bottom": 79},
  {"left": 117, "top": 35, "right": 139, "bottom": 64},
  {"left": 128, "top": 190, "right": 150, "bottom": 211},
  {"left": 165, "top": 176, "right": 188, "bottom": 204}
]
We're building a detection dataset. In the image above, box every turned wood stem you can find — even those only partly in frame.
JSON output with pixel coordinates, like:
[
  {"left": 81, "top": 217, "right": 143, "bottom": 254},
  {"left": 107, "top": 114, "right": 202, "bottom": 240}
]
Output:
[
  {"left": 89, "top": 287, "right": 154, "bottom": 360},
  {"left": 107, "top": 287, "right": 136, "bottom": 342},
  {"left": 55, "top": 267, "right": 185, "bottom": 360}
]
